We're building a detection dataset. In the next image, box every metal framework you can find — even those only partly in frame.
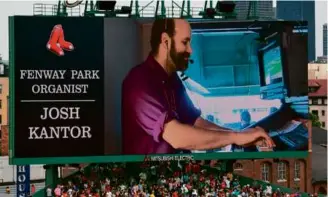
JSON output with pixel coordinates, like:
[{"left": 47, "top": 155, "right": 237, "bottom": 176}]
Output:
[{"left": 32, "top": 0, "right": 258, "bottom": 20}]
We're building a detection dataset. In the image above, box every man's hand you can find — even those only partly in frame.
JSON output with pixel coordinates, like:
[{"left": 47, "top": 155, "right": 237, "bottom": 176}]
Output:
[{"left": 235, "top": 126, "right": 275, "bottom": 148}]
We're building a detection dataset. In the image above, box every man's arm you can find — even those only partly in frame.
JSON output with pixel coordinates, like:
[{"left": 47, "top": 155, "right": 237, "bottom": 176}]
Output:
[
  {"left": 194, "top": 117, "right": 232, "bottom": 131},
  {"left": 129, "top": 79, "right": 273, "bottom": 151},
  {"left": 163, "top": 120, "right": 274, "bottom": 151},
  {"left": 163, "top": 119, "right": 237, "bottom": 150}
]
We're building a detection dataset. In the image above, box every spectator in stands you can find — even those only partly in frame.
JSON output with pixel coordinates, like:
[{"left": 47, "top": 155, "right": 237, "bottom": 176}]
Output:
[
  {"left": 46, "top": 187, "right": 52, "bottom": 197},
  {"left": 265, "top": 183, "right": 273, "bottom": 196},
  {"left": 31, "top": 184, "right": 36, "bottom": 194},
  {"left": 50, "top": 161, "right": 314, "bottom": 197},
  {"left": 5, "top": 186, "right": 10, "bottom": 194},
  {"left": 54, "top": 185, "right": 61, "bottom": 197},
  {"left": 223, "top": 175, "right": 231, "bottom": 189}
]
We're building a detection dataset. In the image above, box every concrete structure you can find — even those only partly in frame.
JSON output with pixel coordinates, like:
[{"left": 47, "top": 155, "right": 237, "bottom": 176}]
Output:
[
  {"left": 0, "top": 156, "right": 45, "bottom": 183},
  {"left": 273, "top": 7, "right": 276, "bottom": 18},
  {"left": 234, "top": 1, "right": 274, "bottom": 20},
  {"left": 276, "top": 1, "right": 316, "bottom": 62},
  {"left": 0, "top": 60, "right": 10, "bottom": 156},
  {"left": 324, "top": 23, "right": 327, "bottom": 57},
  {"left": 0, "top": 182, "right": 45, "bottom": 196},
  {"left": 1, "top": 125, "right": 8, "bottom": 156},
  {"left": 308, "top": 79, "right": 327, "bottom": 130},
  {"left": 0, "top": 77, "right": 9, "bottom": 127},
  {"left": 0, "top": 60, "right": 9, "bottom": 129},
  {"left": 316, "top": 56, "right": 327, "bottom": 64},
  {"left": 311, "top": 127, "right": 327, "bottom": 195},
  {"left": 308, "top": 63, "right": 328, "bottom": 80}
]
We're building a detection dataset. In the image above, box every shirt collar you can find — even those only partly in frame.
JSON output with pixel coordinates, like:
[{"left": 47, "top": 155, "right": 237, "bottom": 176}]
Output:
[{"left": 144, "top": 54, "right": 175, "bottom": 83}]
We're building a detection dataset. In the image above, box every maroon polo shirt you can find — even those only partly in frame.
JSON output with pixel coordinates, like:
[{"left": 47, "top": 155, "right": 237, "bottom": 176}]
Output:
[{"left": 122, "top": 55, "right": 201, "bottom": 154}]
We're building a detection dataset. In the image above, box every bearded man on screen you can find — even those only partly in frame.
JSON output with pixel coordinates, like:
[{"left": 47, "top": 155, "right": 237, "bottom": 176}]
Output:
[{"left": 121, "top": 18, "right": 274, "bottom": 154}]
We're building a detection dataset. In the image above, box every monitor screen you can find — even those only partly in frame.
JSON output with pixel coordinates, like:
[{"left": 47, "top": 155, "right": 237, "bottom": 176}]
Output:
[{"left": 262, "top": 46, "right": 283, "bottom": 86}]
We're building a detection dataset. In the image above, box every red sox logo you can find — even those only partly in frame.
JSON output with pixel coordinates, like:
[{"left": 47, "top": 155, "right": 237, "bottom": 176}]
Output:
[{"left": 46, "top": 24, "right": 74, "bottom": 56}]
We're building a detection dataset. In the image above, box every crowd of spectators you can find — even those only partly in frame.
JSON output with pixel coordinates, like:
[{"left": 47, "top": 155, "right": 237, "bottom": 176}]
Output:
[{"left": 44, "top": 161, "right": 316, "bottom": 197}]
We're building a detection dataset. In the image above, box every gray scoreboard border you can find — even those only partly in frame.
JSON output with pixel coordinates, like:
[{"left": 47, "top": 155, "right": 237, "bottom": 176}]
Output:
[{"left": 8, "top": 16, "right": 309, "bottom": 165}]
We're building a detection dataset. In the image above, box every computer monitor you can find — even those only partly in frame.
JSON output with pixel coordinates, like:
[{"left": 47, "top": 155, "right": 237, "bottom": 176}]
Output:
[
  {"left": 258, "top": 34, "right": 286, "bottom": 100},
  {"left": 263, "top": 45, "right": 283, "bottom": 86}
]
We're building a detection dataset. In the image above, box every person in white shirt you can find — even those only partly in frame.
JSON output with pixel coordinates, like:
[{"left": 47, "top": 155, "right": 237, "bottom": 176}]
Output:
[
  {"left": 46, "top": 187, "right": 52, "bottom": 197},
  {"left": 224, "top": 176, "right": 231, "bottom": 189},
  {"left": 205, "top": 178, "right": 210, "bottom": 186},
  {"left": 169, "top": 181, "right": 174, "bottom": 191},
  {"left": 192, "top": 189, "right": 198, "bottom": 196},
  {"left": 181, "top": 184, "right": 188, "bottom": 195},
  {"left": 139, "top": 172, "right": 147, "bottom": 181},
  {"left": 160, "top": 178, "right": 166, "bottom": 185},
  {"left": 106, "top": 191, "right": 113, "bottom": 197},
  {"left": 265, "top": 185, "right": 272, "bottom": 196},
  {"left": 101, "top": 183, "right": 106, "bottom": 193},
  {"left": 255, "top": 190, "right": 260, "bottom": 197},
  {"left": 105, "top": 178, "right": 110, "bottom": 185},
  {"left": 67, "top": 188, "right": 73, "bottom": 197},
  {"left": 175, "top": 177, "right": 181, "bottom": 186},
  {"left": 150, "top": 166, "right": 156, "bottom": 176},
  {"left": 120, "top": 184, "right": 126, "bottom": 191}
]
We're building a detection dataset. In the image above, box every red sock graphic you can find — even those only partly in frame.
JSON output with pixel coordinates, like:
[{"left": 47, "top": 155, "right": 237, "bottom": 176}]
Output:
[
  {"left": 58, "top": 27, "right": 74, "bottom": 51},
  {"left": 46, "top": 24, "right": 64, "bottom": 56}
]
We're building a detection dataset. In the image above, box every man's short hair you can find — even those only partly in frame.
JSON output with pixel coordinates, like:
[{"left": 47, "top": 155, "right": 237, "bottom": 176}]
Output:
[{"left": 150, "top": 18, "right": 176, "bottom": 55}]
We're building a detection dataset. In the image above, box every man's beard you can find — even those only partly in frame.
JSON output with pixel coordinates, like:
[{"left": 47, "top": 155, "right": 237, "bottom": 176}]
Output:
[{"left": 169, "top": 41, "right": 190, "bottom": 72}]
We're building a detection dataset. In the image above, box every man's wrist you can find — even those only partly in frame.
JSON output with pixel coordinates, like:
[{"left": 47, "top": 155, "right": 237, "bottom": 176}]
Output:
[
  {"left": 248, "top": 127, "right": 260, "bottom": 139},
  {"left": 230, "top": 131, "right": 241, "bottom": 145}
]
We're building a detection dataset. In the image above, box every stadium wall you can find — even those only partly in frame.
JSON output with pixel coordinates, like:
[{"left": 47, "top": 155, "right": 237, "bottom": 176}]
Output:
[{"left": 232, "top": 157, "right": 312, "bottom": 193}]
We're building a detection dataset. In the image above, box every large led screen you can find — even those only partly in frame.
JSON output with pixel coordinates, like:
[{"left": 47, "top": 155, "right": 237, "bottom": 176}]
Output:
[{"left": 9, "top": 16, "right": 309, "bottom": 165}]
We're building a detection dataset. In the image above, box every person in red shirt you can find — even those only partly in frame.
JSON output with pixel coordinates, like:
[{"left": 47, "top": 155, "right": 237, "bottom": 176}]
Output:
[
  {"left": 185, "top": 162, "right": 192, "bottom": 174},
  {"left": 172, "top": 190, "right": 179, "bottom": 197},
  {"left": 81, "top": 176, "right": 87, "bottom": 183},
  {"left": 79, "top": 191, "right": 86, "bottom": 197},
  {"left": 173, "top": 170, "right": 180, "bottom": 178},
  {"left": 31, "top": 184, "right": 36, "bottom": 194},
  {"left": 93, "top": 193, "right": 100, "bottom": 197},
  {"left": 211, "top": 179, "right": 216, "bottom": 188},
  {"left": 200, "top": 175, "right": 205, "bottom": 183},
  {"left": 62, "top": 191, "right": 68, "bottom": 197},
  {"left": 122, "top": 19, "right": 274, "bottom": 155},
  {"left": 221, "top": 180, "right": 227, "bottom": 189},
  {"left": 192, "top": 162, "right": 201, "bottom": 173}
]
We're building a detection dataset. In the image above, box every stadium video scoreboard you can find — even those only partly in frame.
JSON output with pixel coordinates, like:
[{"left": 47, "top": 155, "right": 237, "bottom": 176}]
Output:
[{"left": 9, "top": 16, "right": 309, "bottom": 165}]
